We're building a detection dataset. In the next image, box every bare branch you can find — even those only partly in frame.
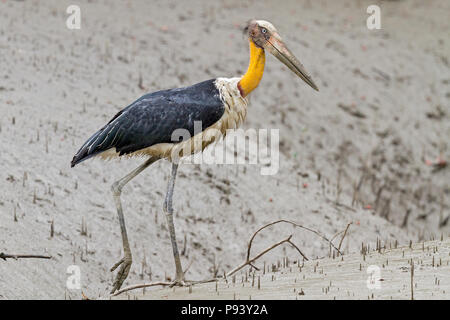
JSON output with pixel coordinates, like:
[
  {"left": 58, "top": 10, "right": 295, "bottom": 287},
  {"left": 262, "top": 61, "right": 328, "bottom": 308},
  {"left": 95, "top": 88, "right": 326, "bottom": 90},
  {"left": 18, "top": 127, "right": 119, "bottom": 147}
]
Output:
[
  {"left": 287, "top": 240, "right": 308, "bottom": 261},
  {"left": 410, "top": 260, "right": 414, "bottom": 300},
  {"left": 0, "top": 252, "right": 51, "bottom": 261},
  {"left": 111, "top": 278, "right": 217, "bottom": 297},
  {"left": 246, "top": 219, "right": 342, "bottom": 261},
  {"left": 248, "top": 262, "right": 260, "bottom": 271},
  {"left": 228, "top": 235, "right": 293, "bottom": 277},
  {"left": 111, "top": 281, "right": 172, "bottom": 296}
]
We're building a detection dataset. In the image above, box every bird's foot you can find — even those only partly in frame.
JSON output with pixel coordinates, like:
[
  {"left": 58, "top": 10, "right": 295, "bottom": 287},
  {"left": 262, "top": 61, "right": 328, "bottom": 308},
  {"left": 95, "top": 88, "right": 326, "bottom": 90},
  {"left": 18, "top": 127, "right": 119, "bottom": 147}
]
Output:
[{"left": 110, "top": 255, "right": 132, "bottom": 294}]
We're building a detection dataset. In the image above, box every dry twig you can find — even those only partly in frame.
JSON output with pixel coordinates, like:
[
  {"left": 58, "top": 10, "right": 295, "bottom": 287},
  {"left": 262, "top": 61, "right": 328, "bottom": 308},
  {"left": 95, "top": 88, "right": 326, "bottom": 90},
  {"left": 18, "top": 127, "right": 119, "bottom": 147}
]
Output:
[
  {"left": 0, "top": 252, "right": 52, "bottom": 261},
  {"left": 227, "top": 235, "right": 298, "bottom": 277},
  {"left": 338, "top": 223, "right": 352, "bottom": 252},
  {"left": 111, "top": 278, "right": 216, "bottom": 297}
]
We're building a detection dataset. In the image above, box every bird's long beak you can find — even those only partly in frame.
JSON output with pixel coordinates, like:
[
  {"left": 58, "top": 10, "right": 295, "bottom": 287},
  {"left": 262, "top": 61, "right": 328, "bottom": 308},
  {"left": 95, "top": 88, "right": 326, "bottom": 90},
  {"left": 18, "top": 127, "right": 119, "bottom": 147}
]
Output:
[{"left": 266, "top": 34, "right": 319, "bottom": 91}]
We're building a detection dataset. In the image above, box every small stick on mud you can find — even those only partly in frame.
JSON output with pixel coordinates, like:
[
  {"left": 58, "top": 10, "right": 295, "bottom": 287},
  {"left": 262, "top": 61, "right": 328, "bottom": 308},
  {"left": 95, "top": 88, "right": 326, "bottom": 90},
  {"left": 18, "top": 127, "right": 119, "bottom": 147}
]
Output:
[
  {"left": 138, "top": 73, "right": 145, "bottom": 90},
  {"left": 111, "top": 278, "right": 217, "bottom": 297},
  {"left": 245, "top": 219, "right": 341, "bottom": 262},
  {"left": 410, "top": 260, "right": 414, "bottom": 300},
  {"left": 329, "top": 222, "right": 352, "bottom": 257},
  {"left": 401, "top": 209, "right": 411, "bottom": 228},
  {"left": 111, "top": 282, "right": 173, "bottom": 297},
  {"left": 0, "top": 252, "right": 52, "bottom": 261}
]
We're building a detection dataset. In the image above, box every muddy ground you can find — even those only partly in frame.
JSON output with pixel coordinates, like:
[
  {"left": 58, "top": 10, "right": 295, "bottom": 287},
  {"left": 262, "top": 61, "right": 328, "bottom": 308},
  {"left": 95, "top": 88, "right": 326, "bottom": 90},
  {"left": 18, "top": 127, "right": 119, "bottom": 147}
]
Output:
[
  {"left": 0, "top": 0, "right": 448, "bottom": 299},
  {"left": 116, "top": 238, "right": 450, "bottom": 300}
]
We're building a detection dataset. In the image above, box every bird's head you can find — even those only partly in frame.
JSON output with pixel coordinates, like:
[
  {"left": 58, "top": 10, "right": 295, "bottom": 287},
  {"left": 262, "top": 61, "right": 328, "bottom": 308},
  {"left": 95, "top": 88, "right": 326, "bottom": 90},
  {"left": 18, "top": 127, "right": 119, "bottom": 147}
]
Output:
[{"left": 245, "top": 20, "right": 318, "bottom": 91}]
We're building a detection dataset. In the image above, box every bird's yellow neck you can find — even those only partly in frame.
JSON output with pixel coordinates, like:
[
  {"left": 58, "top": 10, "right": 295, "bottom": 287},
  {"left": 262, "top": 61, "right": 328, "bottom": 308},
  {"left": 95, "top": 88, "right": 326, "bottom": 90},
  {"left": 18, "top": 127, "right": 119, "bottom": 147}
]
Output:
[{"left": 238, "top": 40, "right": 265, "bottom": 97}]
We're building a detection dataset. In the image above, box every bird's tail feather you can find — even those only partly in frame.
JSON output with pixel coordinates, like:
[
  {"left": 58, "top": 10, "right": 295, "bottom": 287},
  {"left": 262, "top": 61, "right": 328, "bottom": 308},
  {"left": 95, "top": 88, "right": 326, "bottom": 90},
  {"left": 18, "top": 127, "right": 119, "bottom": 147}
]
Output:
[{"left": 71, "top": 127, "right": 111, "bottom": 167}]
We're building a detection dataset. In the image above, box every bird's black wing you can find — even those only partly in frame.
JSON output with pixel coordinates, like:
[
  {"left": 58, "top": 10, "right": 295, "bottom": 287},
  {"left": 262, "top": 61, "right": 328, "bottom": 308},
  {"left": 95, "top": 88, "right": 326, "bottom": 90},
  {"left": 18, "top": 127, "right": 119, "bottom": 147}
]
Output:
[{"left": 71, "top": 79, "right": 224, "bottom": 167}]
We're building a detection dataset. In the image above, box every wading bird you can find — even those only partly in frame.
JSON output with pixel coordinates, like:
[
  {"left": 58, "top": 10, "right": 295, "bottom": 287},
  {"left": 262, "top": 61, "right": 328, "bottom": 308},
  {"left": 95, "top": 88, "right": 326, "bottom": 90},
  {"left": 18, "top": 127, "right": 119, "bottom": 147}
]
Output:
[{"left": 71, "top": 20, "right": 318, "bottom": 293}]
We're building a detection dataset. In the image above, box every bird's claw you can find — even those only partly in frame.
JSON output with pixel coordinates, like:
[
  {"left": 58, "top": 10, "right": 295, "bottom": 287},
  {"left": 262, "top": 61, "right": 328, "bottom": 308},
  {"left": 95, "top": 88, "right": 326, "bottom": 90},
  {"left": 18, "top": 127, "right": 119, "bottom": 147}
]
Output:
[{"left": 110, "top": 256, "right": 132, "bottom": 294}]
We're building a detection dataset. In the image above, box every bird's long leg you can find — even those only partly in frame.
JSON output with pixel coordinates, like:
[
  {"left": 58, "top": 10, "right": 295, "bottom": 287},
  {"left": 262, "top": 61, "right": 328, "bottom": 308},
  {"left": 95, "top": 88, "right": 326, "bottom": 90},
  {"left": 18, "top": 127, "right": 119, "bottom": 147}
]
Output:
[
  {"left": 163, "top": 162, "right": 185, "bottom": 283},
  {"left": 110, "top": 157, "right": 159, "bottom": 294}
]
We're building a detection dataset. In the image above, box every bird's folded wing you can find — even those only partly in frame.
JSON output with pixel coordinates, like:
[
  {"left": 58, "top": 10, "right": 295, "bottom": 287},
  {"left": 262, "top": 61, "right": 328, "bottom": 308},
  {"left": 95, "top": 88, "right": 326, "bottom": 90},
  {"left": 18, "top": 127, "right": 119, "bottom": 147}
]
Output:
[{"left": 71, "top": 79, "right": 224, "bottom": 166}]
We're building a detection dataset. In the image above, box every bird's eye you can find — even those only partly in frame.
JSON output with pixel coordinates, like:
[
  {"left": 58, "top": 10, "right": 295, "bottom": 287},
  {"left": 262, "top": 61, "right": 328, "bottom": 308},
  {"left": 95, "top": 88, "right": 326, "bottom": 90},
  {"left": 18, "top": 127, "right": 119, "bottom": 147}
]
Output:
[{"left": 261, "top": 28, "right": 267, "bottom": 34}]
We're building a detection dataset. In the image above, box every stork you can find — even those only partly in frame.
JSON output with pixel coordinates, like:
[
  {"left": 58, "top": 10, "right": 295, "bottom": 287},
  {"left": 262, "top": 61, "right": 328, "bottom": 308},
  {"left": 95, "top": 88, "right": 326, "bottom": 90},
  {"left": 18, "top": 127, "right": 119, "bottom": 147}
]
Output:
[{"left": 71, "top": 20, "right": 318, "bottom": 293}]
